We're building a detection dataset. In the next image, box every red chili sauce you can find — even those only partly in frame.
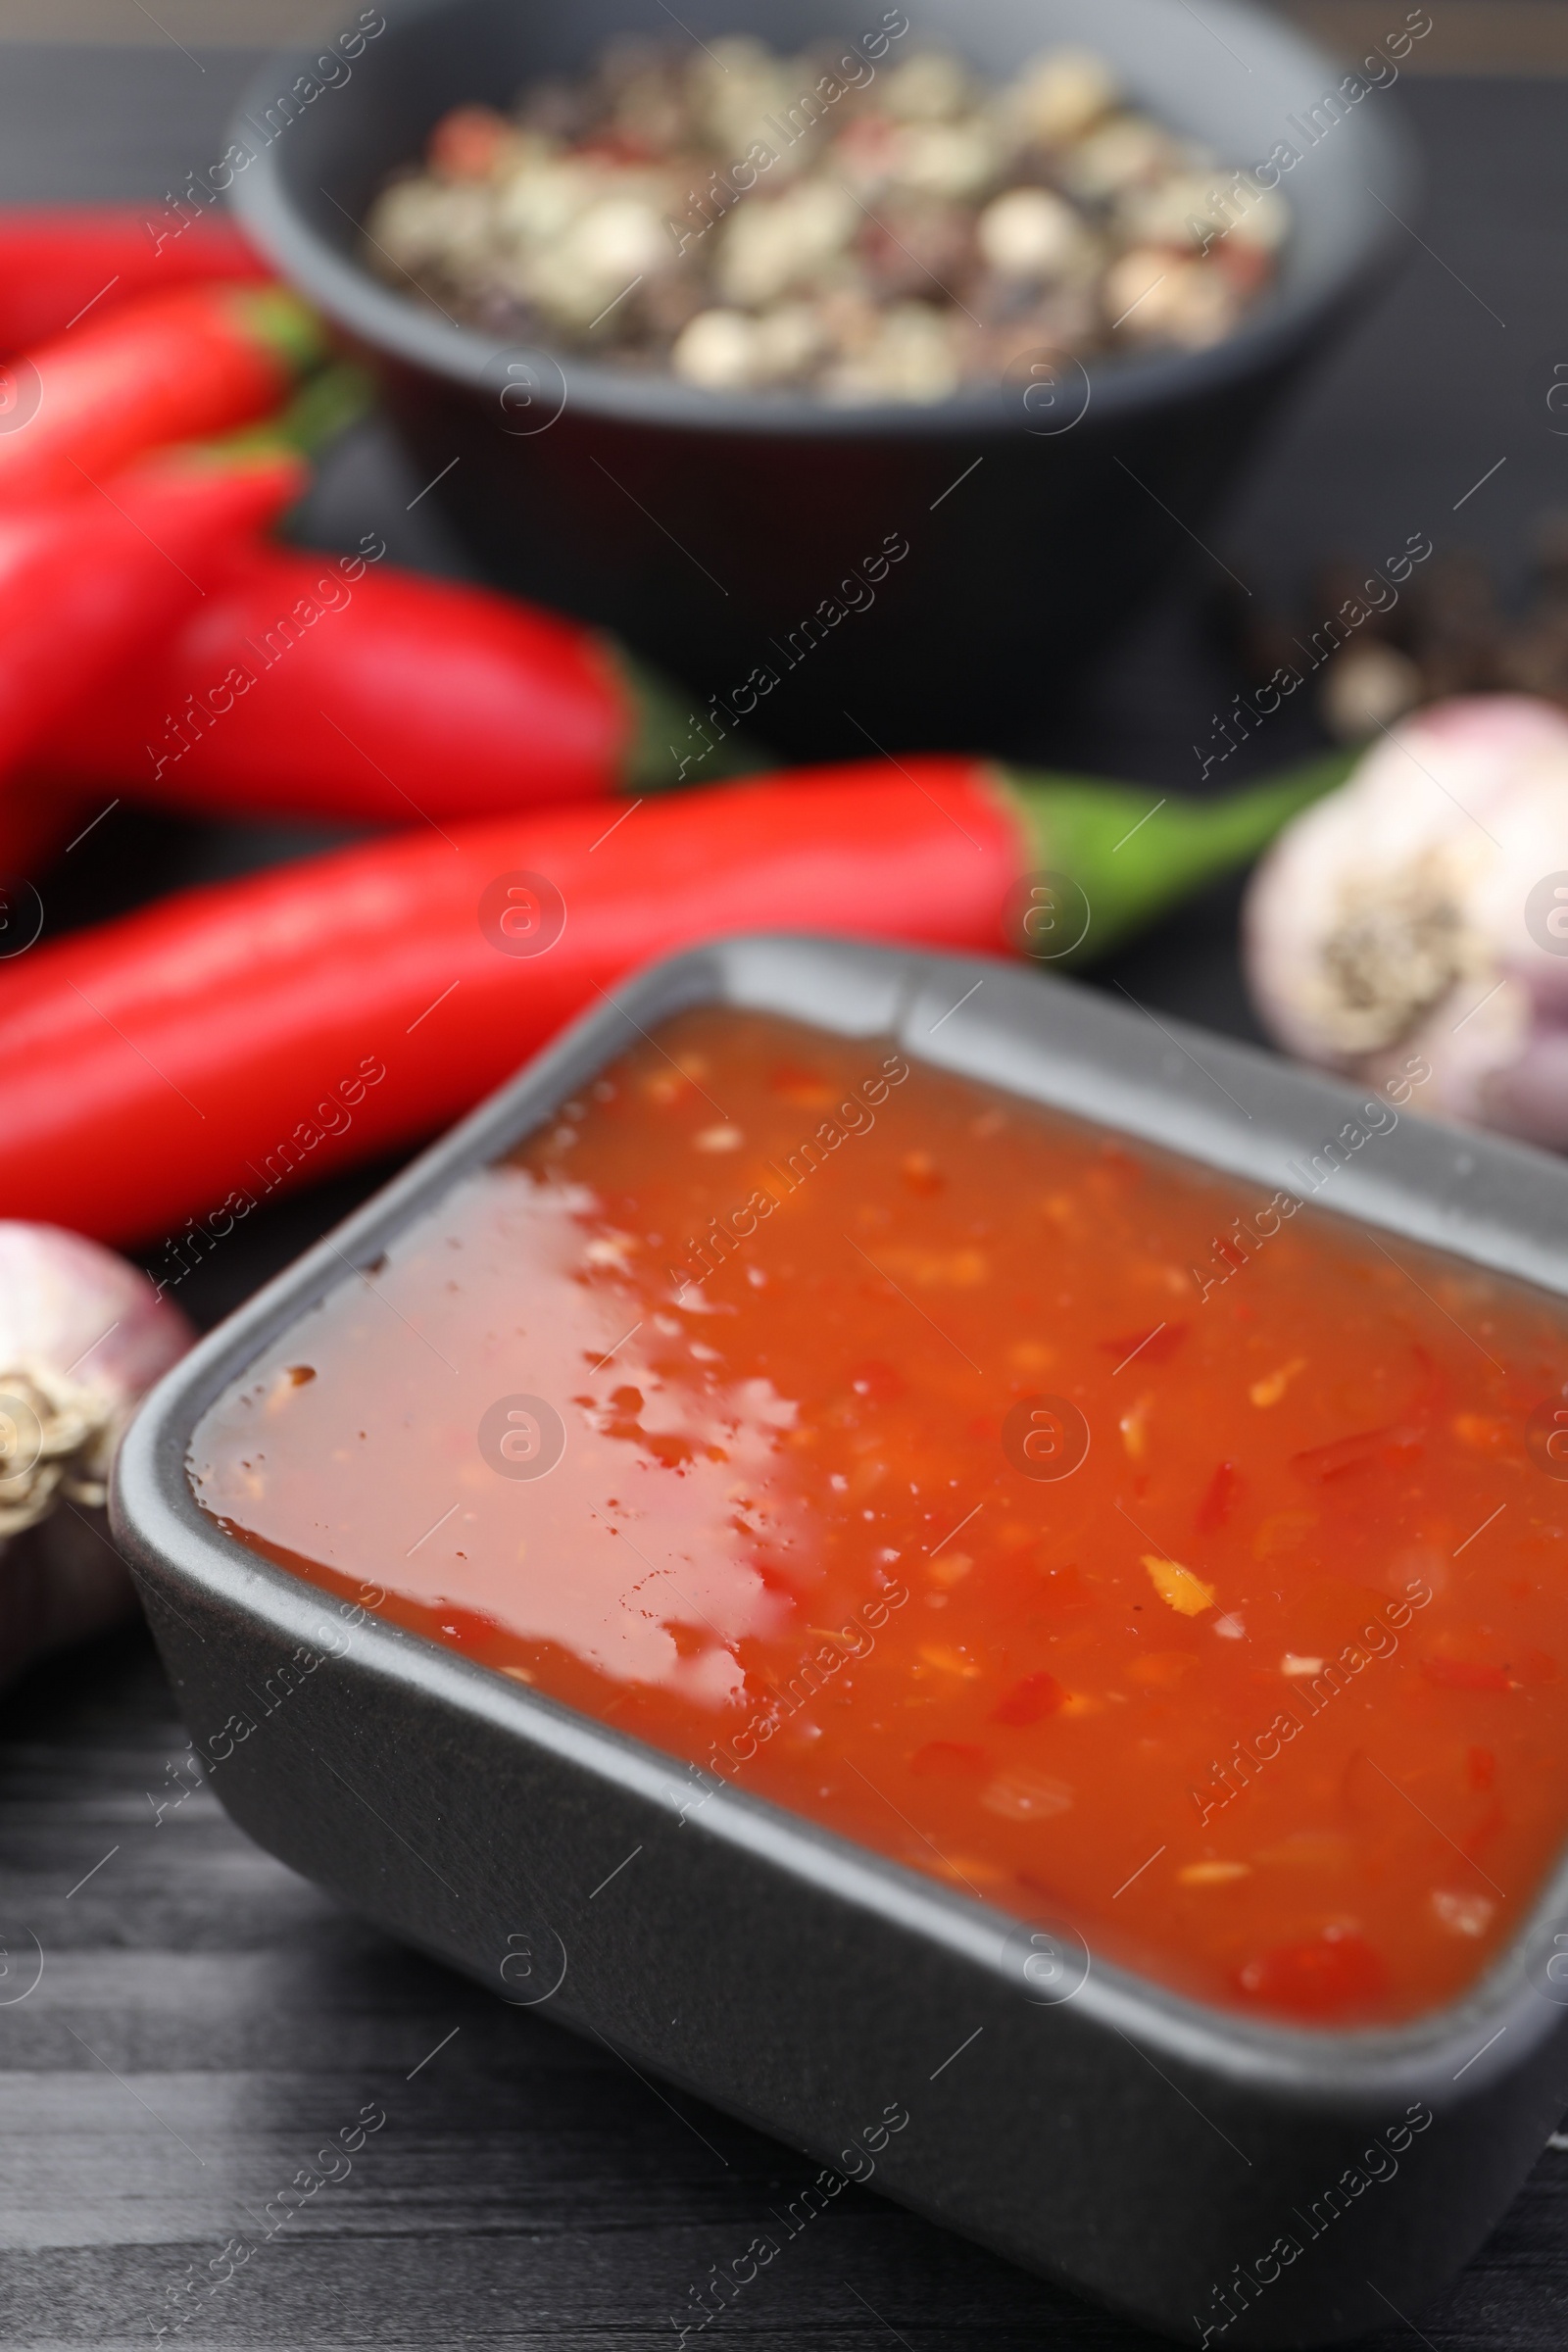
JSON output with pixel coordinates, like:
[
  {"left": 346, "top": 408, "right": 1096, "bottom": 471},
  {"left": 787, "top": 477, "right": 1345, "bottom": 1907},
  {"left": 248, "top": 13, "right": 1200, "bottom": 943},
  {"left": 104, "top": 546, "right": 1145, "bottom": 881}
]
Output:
[{"left": 189, "top": 1006, "right": 1568, "bottom": 2027}]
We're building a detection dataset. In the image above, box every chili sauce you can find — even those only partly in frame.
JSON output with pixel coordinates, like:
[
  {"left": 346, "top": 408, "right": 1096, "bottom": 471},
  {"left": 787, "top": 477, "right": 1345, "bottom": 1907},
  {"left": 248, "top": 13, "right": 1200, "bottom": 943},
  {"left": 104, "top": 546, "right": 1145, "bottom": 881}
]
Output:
[{"left": 189, "top": 1007, "right": 1568, "bottom": 2027}]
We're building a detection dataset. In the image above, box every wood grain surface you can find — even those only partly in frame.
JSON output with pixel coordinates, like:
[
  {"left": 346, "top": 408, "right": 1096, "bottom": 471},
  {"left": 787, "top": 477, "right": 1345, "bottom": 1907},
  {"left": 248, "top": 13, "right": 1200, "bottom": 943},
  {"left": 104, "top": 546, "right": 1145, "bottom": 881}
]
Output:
[{"left": 2, "top": 40, "right": 1566, "bottom": 2351}]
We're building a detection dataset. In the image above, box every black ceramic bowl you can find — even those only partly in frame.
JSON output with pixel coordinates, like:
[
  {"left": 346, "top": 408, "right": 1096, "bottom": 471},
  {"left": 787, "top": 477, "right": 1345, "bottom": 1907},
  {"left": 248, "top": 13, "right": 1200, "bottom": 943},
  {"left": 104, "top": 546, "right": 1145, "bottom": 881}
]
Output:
[
  {"left": 228, "top": 0, "right": 1416, "bottom": 758},
  {"left": 114, "top": 937, "right": 1568, "bottom": 2347}
]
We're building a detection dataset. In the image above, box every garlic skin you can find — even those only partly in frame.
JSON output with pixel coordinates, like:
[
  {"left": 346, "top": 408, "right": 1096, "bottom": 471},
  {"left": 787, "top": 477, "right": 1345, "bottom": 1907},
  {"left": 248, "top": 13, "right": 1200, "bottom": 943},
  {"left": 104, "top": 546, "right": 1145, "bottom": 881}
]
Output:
[
  {"left": 1245, "top": 698, "right": 1568, "bottom": 1143},
  {"left": 0, "top": 1223, "right": 192, "bottom": 1683}
]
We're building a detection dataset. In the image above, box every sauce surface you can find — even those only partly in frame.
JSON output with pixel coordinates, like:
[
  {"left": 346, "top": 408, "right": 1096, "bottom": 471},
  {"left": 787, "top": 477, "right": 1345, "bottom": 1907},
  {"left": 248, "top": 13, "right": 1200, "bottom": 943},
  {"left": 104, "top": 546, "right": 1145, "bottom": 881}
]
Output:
[{"left": 190, "top": 1007, "right": 1568, "bottom": 2027}]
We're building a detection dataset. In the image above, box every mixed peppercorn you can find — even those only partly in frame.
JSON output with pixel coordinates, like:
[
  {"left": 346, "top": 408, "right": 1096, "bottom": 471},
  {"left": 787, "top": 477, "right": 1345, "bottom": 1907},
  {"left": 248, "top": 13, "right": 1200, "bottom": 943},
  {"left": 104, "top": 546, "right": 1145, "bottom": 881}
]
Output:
[{"left": 366, "top": 34, "right": 1289, "bottom": 400}]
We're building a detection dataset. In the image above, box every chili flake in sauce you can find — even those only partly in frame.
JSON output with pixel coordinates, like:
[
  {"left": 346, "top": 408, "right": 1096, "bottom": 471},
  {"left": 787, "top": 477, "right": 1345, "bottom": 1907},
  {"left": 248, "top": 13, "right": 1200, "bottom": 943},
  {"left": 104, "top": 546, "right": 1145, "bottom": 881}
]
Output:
[{"left": 189, "top": 1007, "right": 1568, "bottom": 2028}]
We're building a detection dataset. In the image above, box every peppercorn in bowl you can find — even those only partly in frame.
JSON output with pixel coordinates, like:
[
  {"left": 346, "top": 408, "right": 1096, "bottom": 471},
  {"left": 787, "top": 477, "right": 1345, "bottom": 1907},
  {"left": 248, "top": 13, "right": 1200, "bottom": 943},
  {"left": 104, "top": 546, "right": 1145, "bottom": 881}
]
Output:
[
  {"left": 229, "top": 0, "right": 1418, "bottom": 752},
  {"left": 363, "top": 35, "right": 1292, "bottom": 404}
]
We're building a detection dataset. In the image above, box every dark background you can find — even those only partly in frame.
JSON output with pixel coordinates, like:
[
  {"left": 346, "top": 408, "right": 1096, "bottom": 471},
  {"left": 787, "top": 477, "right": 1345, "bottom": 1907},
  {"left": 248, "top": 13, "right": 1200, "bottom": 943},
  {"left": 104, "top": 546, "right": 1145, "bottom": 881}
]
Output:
[{"left": 3, "top": 16, "right": 1568, "bottom": 2347}]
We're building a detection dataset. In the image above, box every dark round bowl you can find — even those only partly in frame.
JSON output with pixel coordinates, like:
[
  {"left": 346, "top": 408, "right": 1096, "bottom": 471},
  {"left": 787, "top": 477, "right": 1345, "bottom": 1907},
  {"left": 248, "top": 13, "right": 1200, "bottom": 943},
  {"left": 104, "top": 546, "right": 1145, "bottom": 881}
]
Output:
[{"left": 230, "top": 0, "right": 1417, "bottom": 760}]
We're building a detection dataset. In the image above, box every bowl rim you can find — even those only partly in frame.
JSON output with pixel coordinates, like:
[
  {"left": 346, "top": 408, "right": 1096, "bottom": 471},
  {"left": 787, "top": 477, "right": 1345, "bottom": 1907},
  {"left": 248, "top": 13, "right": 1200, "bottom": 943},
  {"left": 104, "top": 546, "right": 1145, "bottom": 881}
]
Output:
[
  {"left": 112, "top": 934, "right": 1568, "bottom": 2104},
  {"left": 225, "top": 0, "right": 1420, "bottom": 441}
]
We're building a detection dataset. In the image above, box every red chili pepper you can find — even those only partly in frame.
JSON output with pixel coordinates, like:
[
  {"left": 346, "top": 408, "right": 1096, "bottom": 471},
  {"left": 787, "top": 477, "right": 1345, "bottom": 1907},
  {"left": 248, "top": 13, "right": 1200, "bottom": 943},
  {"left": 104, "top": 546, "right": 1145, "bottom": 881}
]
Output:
[
  {"left": 0, "top": 282, "right": 323, "bottom": 506},
  {"left": 40, "top": 546, "right": 710, "bottom": 815},
  {"left": 0, "top": 206, "right": 272, "bottom": 353},
  {"left": 0, "top": 752, "right": 1344, "bottom": 1245},
  {"left": 0, "top": 441, "right": 304, "bottom": 785}
]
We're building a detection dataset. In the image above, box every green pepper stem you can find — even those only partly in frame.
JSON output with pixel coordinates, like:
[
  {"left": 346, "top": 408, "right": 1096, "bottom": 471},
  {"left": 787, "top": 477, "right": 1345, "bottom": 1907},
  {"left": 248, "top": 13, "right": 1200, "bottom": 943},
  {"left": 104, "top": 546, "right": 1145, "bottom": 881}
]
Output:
[
  {"left": 616, "top": 646, "right": 774, "bottom": 791},
  {"left": 998, "top": 749, "right": 1357, "bottom": 964},
  {"left": 206, "top": 363, "right": 376, "bottom": 466},
  {"left": 227, "top": 284, "right": 330, "bottom": 381}
]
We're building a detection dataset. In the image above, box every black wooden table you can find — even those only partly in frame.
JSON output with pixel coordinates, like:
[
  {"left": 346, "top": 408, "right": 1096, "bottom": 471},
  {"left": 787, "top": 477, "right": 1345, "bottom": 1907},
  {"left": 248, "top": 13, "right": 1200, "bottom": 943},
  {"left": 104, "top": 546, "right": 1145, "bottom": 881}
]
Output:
[{"left": 3, "top": 40, "right": 1568, "bottom": 2349}]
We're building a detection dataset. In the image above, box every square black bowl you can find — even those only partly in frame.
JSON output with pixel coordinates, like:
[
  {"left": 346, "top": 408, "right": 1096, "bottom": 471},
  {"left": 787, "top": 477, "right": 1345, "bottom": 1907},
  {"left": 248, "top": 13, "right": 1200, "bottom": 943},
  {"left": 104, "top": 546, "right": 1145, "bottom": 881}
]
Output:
[{"left": 111, "top": 937, "right": 1568, "bottom": 2346}]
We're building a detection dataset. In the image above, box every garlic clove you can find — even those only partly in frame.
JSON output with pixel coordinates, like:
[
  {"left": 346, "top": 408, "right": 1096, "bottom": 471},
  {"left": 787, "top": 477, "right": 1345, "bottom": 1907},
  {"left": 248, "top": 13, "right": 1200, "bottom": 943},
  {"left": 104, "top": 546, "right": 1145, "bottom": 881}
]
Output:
[
  {"left": 0, "top": 1220, "right": 189, "bottom": 1420},
  {"left": 1362, "top": 969, "right": 1530, "bottom": 1130},
  {"left": 1246, "top": 697, "right": 1568, "bottom": 1069},
  {"left": 1338, "top": 692, "right": 1568, "bottom": 816},
  {"left": 1245, "top": 694, "right": 1568, "bottom": 1142},
  {"left": 1478, "top": 1022, "right": 1568, "bottom": 1151},
  {"left": 0, "top": 1222, "right": 191, "bottom": 1685}
]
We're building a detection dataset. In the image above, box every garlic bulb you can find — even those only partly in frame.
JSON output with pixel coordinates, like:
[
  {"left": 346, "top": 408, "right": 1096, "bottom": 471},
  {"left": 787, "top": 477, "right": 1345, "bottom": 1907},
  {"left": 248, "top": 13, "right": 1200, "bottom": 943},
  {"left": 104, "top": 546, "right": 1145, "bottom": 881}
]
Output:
[
  {"left": 0, "top": 1223, "right": 192, "bottom": 1684},
  {"left": 1245, "top": 696, "right": 1568, "bottom": 1146}
]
